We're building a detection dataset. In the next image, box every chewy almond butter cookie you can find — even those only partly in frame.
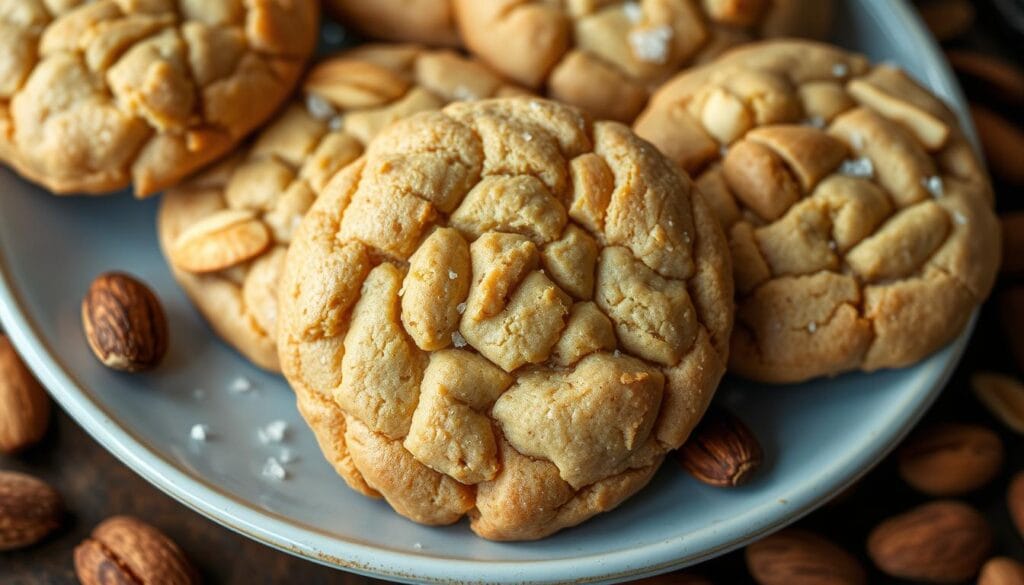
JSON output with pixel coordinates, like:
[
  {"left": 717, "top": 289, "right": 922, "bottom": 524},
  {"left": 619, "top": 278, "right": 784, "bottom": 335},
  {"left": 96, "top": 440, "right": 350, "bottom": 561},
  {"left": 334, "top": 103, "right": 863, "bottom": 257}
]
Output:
[
  {"left": 157, "top": 45, "right": 523, "bottom": 371},
  {"left": 326, "top": 0, "right": 459, "bottom": 47},
  {"left": 454, "top": 0, "right": 833, "bottom": 123},
  {"left": 0, "top": 0, "right": 318, "bottom": 196},
  {"left": 277, "top": 97, "right": 734, "bottom": 540},
  {"left": 635, "top": 40, "right": 1001, "bottom": 383}
]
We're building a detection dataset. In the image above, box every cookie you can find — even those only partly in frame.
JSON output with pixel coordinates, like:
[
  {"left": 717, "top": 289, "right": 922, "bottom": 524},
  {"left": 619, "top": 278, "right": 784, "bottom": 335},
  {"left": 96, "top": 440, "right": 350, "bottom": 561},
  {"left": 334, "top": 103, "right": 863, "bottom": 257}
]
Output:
[
  {"left": 277, "top": 97, "right": 734, "bottom": 540},
  {"left": 157, "top": 46, "right": 523, "bottom": 371},
  {"left": 326, "top": 0, "right": 459, "bottom": 46},
  {"left": 453, "top": 0, "right": 833, "bottom": 123},
  {"left": 0, "top": 0, "right": 318, "bottom": 196},
  {"left": 635, "top": 40, "right": 1000, "bottom": 383}
]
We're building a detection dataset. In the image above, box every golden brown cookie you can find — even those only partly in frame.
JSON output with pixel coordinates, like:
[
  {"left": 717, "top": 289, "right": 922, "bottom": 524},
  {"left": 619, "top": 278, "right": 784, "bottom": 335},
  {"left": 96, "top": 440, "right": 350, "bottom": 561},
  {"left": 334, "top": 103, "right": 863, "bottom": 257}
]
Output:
[
  {"left": 326, "top": 0, "right": 459, "bottom": 46},
  {"left": 453, "top": 0, "right": 833, "bottom": 123},
  {"left": 157, "top": 45, "right": 523, "bottom": 371},
  {"left": 277, "top": 97, "right": 734, "bottom": 540},
  {"left": 635, "top": 40, "right": 1000, "bottom": 383},
  {"left": 0, "top": 0, "right": 319, "bottom": 197}
]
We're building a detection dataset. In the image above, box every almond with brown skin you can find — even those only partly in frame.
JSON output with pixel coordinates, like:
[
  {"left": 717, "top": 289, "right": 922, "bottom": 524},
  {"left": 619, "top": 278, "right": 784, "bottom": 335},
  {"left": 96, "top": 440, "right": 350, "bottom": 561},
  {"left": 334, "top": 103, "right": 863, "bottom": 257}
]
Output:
[
  {"left": 980, "top": 557, "right": 1024, "bottom": 585},
  {"left": 82, "top": 273, "right": 168, "bottom": 372},
  {"left": 676, "top": 407, "right": 762, "bottom": 487},
  {"left": 897, "top": 422, "right": 1003, "bottom": 495},
  {"left": 75, "top": 516, "right": 199, "bottom": 585},
  {"left": 0, "top": 334, "right": 50, "bottom": 453},
  {"left": 917, "top": 0, "right": 975, "bottom": 41},
  {"left": 745, "top": 528, "right": 867, "bottom": 585},
  {"left": 972, "top": 104, "right": 1024, "bottom": 185},
  {"left": 867, "top": 500, "right": 992, "bottom": 583},
  {"left": 971, "top": 372, "right": 1024, "bottom": 434},
  {"left": 1009, "top": 472, "right": 1024, "bottom": 538},
  {"left": 0, "top": 470, "right": 62, "bottom": 550},
  {"left": 946, "top": 50, "right": 1024, "bottom": 106}
]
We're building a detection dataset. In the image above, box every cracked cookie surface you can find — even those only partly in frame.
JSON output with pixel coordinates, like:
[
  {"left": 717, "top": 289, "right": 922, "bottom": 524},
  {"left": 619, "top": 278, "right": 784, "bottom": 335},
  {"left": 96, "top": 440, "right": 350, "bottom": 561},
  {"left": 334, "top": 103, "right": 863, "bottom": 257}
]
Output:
[
  {"left": 277, "top": 97, "right": 733, "bottom": 540},
  {"left": 0, "top": 0, "right": 318, "bottom": 196},
  {"left": 453, "top": 0, "right": 832, "bottom": 123},
  {"left": 158, "top": 45, "right": 523, "bottom": 371},
  {"left": 635, "top": 40, "right": 1000, "bottom": 383}
]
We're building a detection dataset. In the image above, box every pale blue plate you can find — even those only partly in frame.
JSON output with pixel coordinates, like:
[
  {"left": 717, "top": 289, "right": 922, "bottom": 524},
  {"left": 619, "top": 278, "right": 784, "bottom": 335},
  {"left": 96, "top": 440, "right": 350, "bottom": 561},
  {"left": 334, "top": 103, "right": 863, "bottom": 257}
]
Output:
[{"left": 0, "top": 1, "right": 978, "bottom": 583}]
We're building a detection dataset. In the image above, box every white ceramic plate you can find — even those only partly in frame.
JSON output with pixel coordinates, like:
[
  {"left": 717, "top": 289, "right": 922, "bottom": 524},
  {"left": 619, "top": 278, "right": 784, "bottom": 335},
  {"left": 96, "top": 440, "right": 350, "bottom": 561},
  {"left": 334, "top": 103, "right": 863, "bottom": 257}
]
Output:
[{"left": 0, "top": 1, "right": 977, "bottom": 583}]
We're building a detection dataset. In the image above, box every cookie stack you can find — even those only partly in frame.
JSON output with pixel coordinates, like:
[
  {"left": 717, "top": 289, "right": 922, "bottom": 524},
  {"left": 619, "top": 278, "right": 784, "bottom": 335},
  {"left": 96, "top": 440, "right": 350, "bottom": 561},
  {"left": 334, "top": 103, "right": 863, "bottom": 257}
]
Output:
[{"left": 2, "top": 1, "right": 1000, "bottom": 541}]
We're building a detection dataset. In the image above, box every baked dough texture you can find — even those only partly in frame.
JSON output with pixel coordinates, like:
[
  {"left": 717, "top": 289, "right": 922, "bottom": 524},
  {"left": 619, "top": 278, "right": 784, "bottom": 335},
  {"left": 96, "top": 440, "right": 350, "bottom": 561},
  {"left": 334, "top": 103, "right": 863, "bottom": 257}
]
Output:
[
  {"left": 326, "top": 0, "right": 459, "bottom": 47},
  {"left": 158, "top": 45, "right": 523, "bottom": 371},
  {"left": 0, "top": 0, "right": 318, "bottom": 196},
  {"left": 635, "top": 40, "right": 1000, "bottom": 383},
  {"left": 454, "top": 0, "right": 833, "bottom": 123},
  {"left": 277, "top": 97, "right": 733, "bottom": 539}
]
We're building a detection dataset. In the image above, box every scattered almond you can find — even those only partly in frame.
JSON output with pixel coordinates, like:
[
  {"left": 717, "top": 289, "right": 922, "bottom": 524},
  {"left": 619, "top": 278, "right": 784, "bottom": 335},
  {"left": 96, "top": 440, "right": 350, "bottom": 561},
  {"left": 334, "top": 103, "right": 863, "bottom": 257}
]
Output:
[
  {"left": 1002, "top": 213, "right": 1024, "bottom": 275},
  {"left": 0, "top": 470, "right": 62, "bottom": 550},
  {"left": 897, "top": 422, "right": 1004, "bottom": 495},
  {"left": 979, "top": 557, "right": 1024, "bottom": 585},
  {"left": 745, "top": 528, "right": 866, "bottom": 585},
  {"left": 82, "top": 273, "right": 168, "bottom": 372},
  {"left": 947, "top": 50, "right": 1024, "bottom": 105},
  {"left": 971, "top": 371, "right": 1024, "bottom": 433},
  {"left": 917, "top": 0, "right": 975, "bottom": 41},
  {"left": 867, "top": 500, "right": 992, "bottom": 583},
  {"left": 971, "top": 104, "right": 1024, "bottom": 185},
  {"left": 0, "top": 335, "right": 50, "bottom": 453},
  {"left": 1000, "top": 287, "right": 1024, "bottom": 371},
  {"left": 1009, "top": 472, "right": 1024, "bottom": 538},
  {"left": 170, "top": 209, "right": 271, "bottom": 274},
  {"left": 677, "top": 407, "right": 763, "bottom": 487},
  {"left": 75, "top": 516, "right": 198, "bottom": 585}
]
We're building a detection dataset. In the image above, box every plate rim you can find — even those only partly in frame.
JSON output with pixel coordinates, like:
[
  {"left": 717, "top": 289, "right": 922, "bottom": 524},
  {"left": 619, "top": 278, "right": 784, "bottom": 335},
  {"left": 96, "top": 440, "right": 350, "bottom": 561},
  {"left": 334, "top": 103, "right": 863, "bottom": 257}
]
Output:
[{"left": 0, "top": 1, "right": 978, "bottom": 582}]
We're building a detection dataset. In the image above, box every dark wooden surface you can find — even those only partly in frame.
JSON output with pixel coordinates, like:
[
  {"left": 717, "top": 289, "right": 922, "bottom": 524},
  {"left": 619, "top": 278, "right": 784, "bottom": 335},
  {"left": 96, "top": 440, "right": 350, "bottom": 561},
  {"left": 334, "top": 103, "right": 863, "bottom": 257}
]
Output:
[{"left": 3, "top": 2, "right": 1024, "bottom": 584}]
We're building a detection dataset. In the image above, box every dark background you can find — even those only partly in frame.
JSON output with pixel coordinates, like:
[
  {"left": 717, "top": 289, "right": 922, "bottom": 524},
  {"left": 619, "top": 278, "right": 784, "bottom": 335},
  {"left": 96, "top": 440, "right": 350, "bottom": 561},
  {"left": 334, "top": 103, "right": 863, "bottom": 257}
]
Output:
[{"left": 3, "top": 1, "right": 1024, "bottom": 583}]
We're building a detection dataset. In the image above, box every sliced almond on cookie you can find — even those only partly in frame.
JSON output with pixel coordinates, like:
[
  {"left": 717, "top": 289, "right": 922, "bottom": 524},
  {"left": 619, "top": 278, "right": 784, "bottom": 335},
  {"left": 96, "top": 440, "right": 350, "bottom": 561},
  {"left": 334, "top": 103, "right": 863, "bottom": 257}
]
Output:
[{"left": 170, "top": 209, "right": 271, "bottom": 273}]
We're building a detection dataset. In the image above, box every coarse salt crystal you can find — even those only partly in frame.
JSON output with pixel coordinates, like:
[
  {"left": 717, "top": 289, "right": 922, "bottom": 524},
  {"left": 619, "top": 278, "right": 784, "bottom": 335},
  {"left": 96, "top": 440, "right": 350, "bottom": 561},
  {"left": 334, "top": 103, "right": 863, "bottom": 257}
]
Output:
[
  {"left": 452, "top": 331, "right": 467, "bottom": 348},
  {"left": 807, "top": 321, "right": 818, "bottom": 333},
  {"left": 530, "top": 100, "right": 543, "bottom": 110},
  {"left": 622, "top": 1, "right": 643, "bottom": 22},
  {"left": 453, "top": 85, "right": 477, "bottom": 101},
  {"left": 953, "top": 210, "right": 967, "bottom": 225},
  {"left": 414, "top": 542, "right": 423, "bottom": 550},
  {"left": 922, "top": 175, "right": 944, "bottom": 198},
  {"left": 328, "top": 116, "right": 345, "bottom": 131},
  {"left": 522, "top": 132, "right": 533, "bottom": 142},
  {"left": 305, "top": 94, "right": 336, "bottom": 120},
  {"left": 838, "top": 157, "right": 874, "bottom": 178},
  {"left": 832, "top": 62, "right": 849, "bottom": 77},
  {"left": 262, "top": 457, "right": 287, "bottom": 481},
  {"left": 448, "top": 269, "right": 458, "bottom": 280},
  {"left": 230, "top": 376, "right": 252, "bottom": 393},
  {"left": 613, "top": 349, "right": 622, "bottom": 357},
  {"left": 279, "top": 447, "right": 298, "bottom": 464},
  {"left": 456, "top": 302, "right": 467, "bottom": 314},
  {"left": 258, "top": 420, "right": 288, "bottom": 444},
  {"left": 190, "top": 424, "right": 210, "bottom": 442},
  {"left": 629, "top": 25, "right": 673, "bottom": 64}
]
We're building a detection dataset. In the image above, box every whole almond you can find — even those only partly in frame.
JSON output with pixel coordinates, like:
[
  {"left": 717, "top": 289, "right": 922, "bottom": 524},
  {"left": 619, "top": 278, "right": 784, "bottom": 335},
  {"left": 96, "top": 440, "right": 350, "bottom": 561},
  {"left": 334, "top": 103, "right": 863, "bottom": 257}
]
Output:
[
  {"left": 75, "top": 516, "right": 198, "bottom": 585},
  {"left": 972, "top": 104, "right": 1024, "bottom": 185},
  {"left": 1000, "top": 287, "right": 1024, "bottom": 371},
  {"left": 1001, "top": 213, "right": 1024, "bottom": 275},
  {"left": 170, "top": 209, "right": 271, "bottom": 274},
  {"left": 82, "top": 273, "right": 168, "bottom": 372},
  {"left": 676, "top": 407, "right": 763, "bottom": 487},
  {"left": 867, "top": 500, "right": 992, "bottom": 583},
  {"left": 745, "top": 528, "right": 866, "bottom": 585},
  {"left": 0, "top": 335, "right": 50, "bottom": 453},
  {"left": 971, "top": 371, "right": 1024, "bottom": 434},
  {"left": 1009, "top": 472, "right": 1024, "bottom": 538},
  {"left": 0, "top": 470, "right": 62, "bottom": 550},
  {"left": 918, "top": 0, "right": 975, "bottom": 41},
  {"left": 980, "top": 557, "right": 1024, "bottom": 585},
  {"left": 897, "top": 422, "right": 1003, "bottom": 495},
  {"left": 947, "top": 50, "right": 1024, "bottom": 106}
]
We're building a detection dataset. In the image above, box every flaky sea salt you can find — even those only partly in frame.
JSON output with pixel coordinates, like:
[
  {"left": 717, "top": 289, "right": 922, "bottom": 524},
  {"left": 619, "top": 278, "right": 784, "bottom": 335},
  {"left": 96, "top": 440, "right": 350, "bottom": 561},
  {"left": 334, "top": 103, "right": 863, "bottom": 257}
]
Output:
[
  {"left": 832, "top": 62, "right": 849, "bottom": 77},
  {"left": 262, "top": 457, "right": 287, "bottom": 481},
  {"left": 452, "top": 331, "right": 468, "bottom": 348},
  {"left": 953, "top": 210, "right": 968, "bottom": 225},
  {"left": 453, "top": 85, "right": 477, "bottom": 102},
  {"left": 448, "top": 269, "right": 458, "bottom": 280},
  {"left": 328, "top": 116, "right": 345, "bottom": 131},
  {"left": 838, "top": 157, "right": 874, "bottom": 178},
  {"left": 190, "top": 424, "right": 210, "bottom": 442},
  {"left": 456, "top": 302, "right": 467, "bottom": 315},
  {"left": 522, "top": 132, "right": 533, "bottom": 142},
  {"left": 230, "top": 376, "right": 252, "bottom": 393},
  {"left": 807, "top": 321, "right": 818, "bottom": 333},
  {"left": 258, "top": 420, "right": 288, "bottom": 444},
  {"left": 629, "top": 25, "right": 673, "bottom": 64},
  {"left": 305, "top": 94, "right": 336, "bottom": 120},
  {"left": 923, "top": 175, "right": 944, "bottom": 198},
  {"left": 613, "top": 349, "right": 622, "bottom": 357},
  {"left": 413, "top": 542, "right": 423, "bottom": 550},
  {"left": 530, "top": 100, "right": 543, "bottom": 111},
  {"left": 279, "top": 447, "right": 298, "bottom": 464},
  {"left": 623, "top": 1, "right": 643, "bottom": 22}
]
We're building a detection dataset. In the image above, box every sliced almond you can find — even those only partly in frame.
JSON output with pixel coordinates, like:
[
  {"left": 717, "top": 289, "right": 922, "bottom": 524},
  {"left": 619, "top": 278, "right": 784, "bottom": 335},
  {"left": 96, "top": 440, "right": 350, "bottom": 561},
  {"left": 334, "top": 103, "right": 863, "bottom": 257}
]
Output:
[
  {"left": 170, "top": 209, "right": 271, "bottom": 273},
  {"left": 971, "top": 371, "right": 1024, "bottom": 434}
]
